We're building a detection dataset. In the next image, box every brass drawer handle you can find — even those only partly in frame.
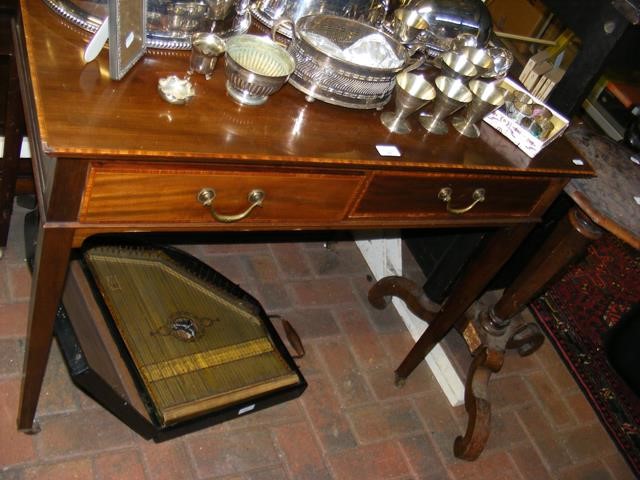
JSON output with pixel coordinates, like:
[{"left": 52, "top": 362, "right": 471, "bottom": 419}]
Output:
[
  {"left": 438, "top": 187, "right": 485, "bottom": 215},
  {"left": 197, "top": 188, "right": 265, "bottom": 223}
]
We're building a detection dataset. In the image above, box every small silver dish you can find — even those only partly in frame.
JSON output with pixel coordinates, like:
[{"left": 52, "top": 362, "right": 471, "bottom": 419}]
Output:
[
  {"left": 158, "top": 75, "right": 196, "bottom": 104},
  {"left": 224, "top": 34, "right": 295, "bottom": 106}
]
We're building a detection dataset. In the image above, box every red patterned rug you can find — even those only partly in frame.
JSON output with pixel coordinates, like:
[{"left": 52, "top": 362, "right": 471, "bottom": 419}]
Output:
[{"left": 529, "top": 231, "right": 640, "bottom": 477}]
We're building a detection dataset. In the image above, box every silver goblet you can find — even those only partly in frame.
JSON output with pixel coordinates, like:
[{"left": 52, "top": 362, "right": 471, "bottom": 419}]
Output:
[
  {"left": 452, "top": 79, "right": 507, "bottom": 138},
  {"left": 455, "top": 47, "right": 494, "bottom": 77},
  {"left": 440, "top": 51, "right": 478, "bottom": 83},
  {"left": 380, "top": 72, "right": 436, "bottom": 134},
  {"left": 390, "top": 8, "right": 429, "bottom": 44},
  {"left": 419, "top": 76, "right": 472, "bottom": 135}
]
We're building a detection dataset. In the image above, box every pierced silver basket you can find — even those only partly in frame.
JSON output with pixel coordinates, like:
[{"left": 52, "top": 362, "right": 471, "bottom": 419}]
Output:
[{"left": 274, "top": 15, "right": 413, "bottom": 110}]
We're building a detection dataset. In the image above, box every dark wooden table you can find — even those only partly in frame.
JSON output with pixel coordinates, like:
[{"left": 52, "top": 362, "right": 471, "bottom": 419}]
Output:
[{"left": 14, "top": 0, "right": 593, "bottom": 456}]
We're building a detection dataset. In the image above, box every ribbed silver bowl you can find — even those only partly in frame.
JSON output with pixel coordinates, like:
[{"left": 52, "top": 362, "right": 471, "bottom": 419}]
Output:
[{"left": 224, "top": 35, "right": 296, "bottom": 106}]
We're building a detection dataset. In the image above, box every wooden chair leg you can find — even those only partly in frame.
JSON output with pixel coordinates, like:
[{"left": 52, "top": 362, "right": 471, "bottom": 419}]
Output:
[{"left": 0, "top": 36, "right": 25, "bottom": 258}]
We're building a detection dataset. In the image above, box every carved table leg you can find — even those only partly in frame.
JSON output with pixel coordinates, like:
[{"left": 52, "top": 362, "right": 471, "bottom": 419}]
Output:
[
  {"left": 368, "top": 275, "right": 438, "bottom": 386},
  {"left": 368, "top": 217, "right": 599, "bottom": 462},
  {"left": 453, "top": 207, "right": 602, "bottom": 459},
  {"left": 17, "top": 225, "right": 74, "bottom": 433},
  {"left": 454, "top": 346, "right": 504, "bottom": 460},
  {"left": 392, "top": 224, "right": 534, "bottom": 383},
  {"left": 368, "top": 275, "right": 436, "bottom": 323},
  {"left": 454, "top": 314, "right": 546, "bottom": 460},
  {"left": 367, "top": 271, "right": 547, "bottom": 459}
]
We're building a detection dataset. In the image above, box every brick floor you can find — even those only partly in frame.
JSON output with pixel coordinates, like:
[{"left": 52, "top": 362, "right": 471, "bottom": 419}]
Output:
[{"left": 0, "top": 202, "right": 635, "bottom": 479}]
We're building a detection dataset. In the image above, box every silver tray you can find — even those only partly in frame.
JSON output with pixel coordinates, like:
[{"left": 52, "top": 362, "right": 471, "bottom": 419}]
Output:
[{"left": 42, "top": 0, "right": 249, "bottom": 50}]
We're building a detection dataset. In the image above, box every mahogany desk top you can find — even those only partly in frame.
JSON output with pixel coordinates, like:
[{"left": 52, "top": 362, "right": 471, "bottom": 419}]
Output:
[{"left": 14, "top": 0, "right": 593, "bottom": 433}]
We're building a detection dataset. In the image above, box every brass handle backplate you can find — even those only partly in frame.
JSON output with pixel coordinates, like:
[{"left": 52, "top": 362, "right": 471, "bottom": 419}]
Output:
[
  {"left": 438, "top": 187, "right": 485, "bottom": 215},
  {"left": 197, "top": 188, "right": 265, "bottom": 223}
]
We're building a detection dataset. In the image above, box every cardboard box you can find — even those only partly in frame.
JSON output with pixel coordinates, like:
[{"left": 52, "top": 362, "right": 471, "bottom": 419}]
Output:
[
  {"left": 483, "top": 77, "right": 570, "bottom": 158},
  {"left": 518, "top": 50, "right": 551, "bottom": 84},
  {"left": 486, "top": 0, "right": 548, "bottom": 41}
]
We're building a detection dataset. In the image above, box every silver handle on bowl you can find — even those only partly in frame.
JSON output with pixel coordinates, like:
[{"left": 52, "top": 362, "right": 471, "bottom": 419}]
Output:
[{"left": 271, "top": 17, "right": 295, "bottom": 45}]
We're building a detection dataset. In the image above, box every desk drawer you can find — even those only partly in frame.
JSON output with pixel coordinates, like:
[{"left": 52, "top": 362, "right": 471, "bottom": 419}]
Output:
[
  {"left": 352, "top": 173, "right": 550, "bottom": 219},
  {"left": 80, "top": 165, "right": 364, "bottom": 224}
]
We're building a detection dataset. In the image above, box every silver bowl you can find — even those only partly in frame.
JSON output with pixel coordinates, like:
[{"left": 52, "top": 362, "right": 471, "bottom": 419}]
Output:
[
  {"left": 157, "top": 75, "right": 196, "bottom": 105},
  {"left": 224, "top": 34, "right": 296, "bottom": 106}
]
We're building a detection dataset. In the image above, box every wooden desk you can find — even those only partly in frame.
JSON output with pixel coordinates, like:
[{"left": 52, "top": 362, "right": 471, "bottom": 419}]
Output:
[{"left": 14, "top": 0, "right": 593, "bottom": 438}]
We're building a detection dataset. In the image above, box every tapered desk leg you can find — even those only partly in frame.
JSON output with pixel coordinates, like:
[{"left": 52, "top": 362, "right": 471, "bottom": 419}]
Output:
[
  {"left": 370, "top": 223, "right": 534, "bottom": 384},
  {"left": 17, "top": 225, "right": 74, "bottom": 433}
]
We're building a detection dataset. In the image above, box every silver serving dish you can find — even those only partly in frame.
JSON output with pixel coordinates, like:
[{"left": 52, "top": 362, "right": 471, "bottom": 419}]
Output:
[
  {"left": 41, "top": 0, "right": 250, "bottom": 50},
  {"left": 276, "top": 15, "right": 413, "bottom": 110}
]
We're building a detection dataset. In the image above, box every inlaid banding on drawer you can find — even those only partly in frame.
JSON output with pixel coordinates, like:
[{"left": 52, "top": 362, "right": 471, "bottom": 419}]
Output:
[
  {"left": 79, "top": 166, "right": 365, "bottom": 224},
  {"left": 351, "top": 173, "right": 551, "bottom": 219}
]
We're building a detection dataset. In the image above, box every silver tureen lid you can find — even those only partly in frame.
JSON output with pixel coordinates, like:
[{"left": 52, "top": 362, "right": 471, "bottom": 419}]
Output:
[{"left": 402, "top": 0, "right": 493, "bottom": 46}]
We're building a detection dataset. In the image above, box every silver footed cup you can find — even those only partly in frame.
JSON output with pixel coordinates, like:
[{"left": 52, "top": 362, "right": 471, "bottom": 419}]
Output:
[
  {"left": 455, "top": 47, "right": 494, "bottom": 77},
  {"left": 391, "top": 8, "right": 430, "bottom": 44},
  {"left": 452, "top": 79, "right": 507, "bottom": 138},
  {"left": 381, "top": 72, "right": 436, "bottom": 134},
  {"left": 419, "top": 76, "right": 472, "bottom": 135},
  {"left": 440, "top": 51, "right": 478, "bottom": 83}
]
